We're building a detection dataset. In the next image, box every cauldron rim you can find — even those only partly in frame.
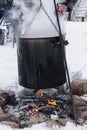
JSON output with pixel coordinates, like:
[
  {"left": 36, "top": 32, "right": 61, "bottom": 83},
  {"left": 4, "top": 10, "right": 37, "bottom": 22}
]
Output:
[{"left": 19, "top": 36, "right": 60, "bottom": 40}]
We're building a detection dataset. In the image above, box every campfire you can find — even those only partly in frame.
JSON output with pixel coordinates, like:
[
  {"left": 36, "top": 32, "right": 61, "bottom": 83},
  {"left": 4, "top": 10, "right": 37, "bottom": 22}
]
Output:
[
  {"left": 17, "top": 96, "right": 68, "bottom": 116},
  {"left": 4, "top": 89, "right": 71, "bottom": 128},
  {"left": 0, "top": 81, "right": 87, "bottom": 128}
]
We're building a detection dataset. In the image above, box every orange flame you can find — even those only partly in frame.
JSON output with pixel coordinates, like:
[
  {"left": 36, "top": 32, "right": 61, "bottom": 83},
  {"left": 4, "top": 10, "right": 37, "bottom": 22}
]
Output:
[
  {"left": 48, "top": 99, "right": 57, "bottom": 106},
  {"left": 35, "top": 108, "right": 39, "bottom": 112}
]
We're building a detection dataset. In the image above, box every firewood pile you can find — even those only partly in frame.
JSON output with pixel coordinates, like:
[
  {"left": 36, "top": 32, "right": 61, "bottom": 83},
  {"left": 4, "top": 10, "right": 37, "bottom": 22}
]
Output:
[{"left": 0, "top": 80, "right": 87, "bottom": 128}]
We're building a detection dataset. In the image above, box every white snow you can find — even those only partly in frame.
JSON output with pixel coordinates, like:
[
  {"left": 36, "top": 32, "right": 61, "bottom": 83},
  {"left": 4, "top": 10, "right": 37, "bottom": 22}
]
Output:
[
  {"left": 0, "top": 121, "right": 87, "bottom": 130},
  {"left": 0, "top": 21, "right": 87, "bottom": 129},
  {"left": 66, "top": 21, "right": 87, "bottom": 80}
]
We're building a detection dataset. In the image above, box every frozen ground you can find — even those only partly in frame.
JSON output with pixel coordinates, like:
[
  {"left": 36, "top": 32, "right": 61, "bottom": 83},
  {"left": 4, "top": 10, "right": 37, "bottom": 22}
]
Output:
[
  {"left": 66, "top": 21, "right": 87, "bottom": 80},
  {"left": 0, "top": 21, "right": 87, "bottom": 129}
]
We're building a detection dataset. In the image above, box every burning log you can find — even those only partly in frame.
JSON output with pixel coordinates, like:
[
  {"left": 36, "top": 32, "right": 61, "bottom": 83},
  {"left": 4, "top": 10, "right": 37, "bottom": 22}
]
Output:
[
  {"left": 20, "top": 98, "right": 64, "bottom": 106},
  {"left": 17, "top": 103, "right": 65, "bottom": 120}
]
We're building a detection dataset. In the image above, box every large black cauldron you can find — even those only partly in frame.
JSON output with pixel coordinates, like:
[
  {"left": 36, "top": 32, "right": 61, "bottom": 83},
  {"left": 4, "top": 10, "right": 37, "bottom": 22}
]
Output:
[{"left": 17, "top": 37, "right": 66, "bottom": 89}]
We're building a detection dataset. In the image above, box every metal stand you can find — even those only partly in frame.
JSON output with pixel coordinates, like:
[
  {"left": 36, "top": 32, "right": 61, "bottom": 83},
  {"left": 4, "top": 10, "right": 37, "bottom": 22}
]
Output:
[{"left": 53, "top": 0, "right": 77, "bottom": 125}]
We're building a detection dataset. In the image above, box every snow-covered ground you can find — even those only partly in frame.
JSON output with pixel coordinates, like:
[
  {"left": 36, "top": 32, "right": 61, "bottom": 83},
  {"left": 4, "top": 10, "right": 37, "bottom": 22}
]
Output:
[
  {"left": 0, "top": 122, "right": 87, "bottom": 130},
  {"left": 66, "top": 21, "right": 87, "bottom": 80},
  {"left": 0, "top": 21, "right": 87, "bottom": 129}
]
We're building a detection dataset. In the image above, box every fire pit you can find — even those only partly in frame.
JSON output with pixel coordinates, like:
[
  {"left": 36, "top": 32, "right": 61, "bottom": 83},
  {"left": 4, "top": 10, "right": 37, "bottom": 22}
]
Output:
[
  {"left": 0, "top": 87, "right": 87, "bottom": 128},
  {"left": 2, "top": 88, "right": 74, "bottom": 128}
]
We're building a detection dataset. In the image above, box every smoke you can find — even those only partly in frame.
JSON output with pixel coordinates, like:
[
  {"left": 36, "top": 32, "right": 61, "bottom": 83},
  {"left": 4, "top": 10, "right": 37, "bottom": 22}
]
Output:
[
  {"left": 20, "top": 0, "right": 42, "bottom": 37},
  {"left": 9, "top": 0, "right": 66, "bottom": 39},
  {"left": 6, "top": 0, "right": 22, "bottom": 42},
  {"left": 9, "top": 0, "right": 41, "bottom": 38}
]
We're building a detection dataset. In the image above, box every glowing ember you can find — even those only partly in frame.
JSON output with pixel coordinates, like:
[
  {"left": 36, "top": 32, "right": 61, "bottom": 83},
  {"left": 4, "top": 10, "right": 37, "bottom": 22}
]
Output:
[
  {"left": 36, "top": 90, "right": 44, "bottom": 97},
  {"left": 39, "top": 92, "right": 44, "bottom": 97},
  {"left": 35, "top": 108, "right": 39, "bottom": 112}
]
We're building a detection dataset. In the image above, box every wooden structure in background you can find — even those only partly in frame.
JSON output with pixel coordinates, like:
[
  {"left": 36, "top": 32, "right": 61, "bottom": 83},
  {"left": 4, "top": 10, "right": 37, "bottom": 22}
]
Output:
[{"left": 71, "top": 0, "right": 87, "bottom": 21}]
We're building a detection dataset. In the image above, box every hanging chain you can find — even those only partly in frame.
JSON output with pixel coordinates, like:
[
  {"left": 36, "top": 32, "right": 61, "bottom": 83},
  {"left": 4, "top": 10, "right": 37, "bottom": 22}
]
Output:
[
  {"left": 28, "top": 3, "right": 42, "bottom": 27},
  {"left": 41, "top": 5, "right": 59, "bottom": 32},
  {"left": 28, "top": 0, "right": 59, "bottom": 33}
]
